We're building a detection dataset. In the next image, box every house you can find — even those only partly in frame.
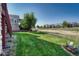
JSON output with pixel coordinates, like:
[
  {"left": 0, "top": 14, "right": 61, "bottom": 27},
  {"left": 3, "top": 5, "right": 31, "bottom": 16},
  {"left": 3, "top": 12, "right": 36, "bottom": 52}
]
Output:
[
  {"left": 9, "top": 14, "right": 20, "bottom": 31},
  {"left": 0, "top": 3, "right": 2, "bottom": 54}
]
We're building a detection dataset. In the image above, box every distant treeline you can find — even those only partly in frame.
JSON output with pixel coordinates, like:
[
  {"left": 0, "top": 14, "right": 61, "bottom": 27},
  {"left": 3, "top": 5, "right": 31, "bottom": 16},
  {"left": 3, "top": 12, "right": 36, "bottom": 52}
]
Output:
[{"left": 37, "top": 21, "right": 79, "bottom": 28}]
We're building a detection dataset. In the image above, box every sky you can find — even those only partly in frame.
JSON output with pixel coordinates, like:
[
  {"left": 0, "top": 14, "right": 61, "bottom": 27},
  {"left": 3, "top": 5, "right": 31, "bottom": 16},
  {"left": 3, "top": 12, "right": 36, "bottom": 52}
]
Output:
[{"left": 7, "top": 3, "right": 79, "bottom": 25}]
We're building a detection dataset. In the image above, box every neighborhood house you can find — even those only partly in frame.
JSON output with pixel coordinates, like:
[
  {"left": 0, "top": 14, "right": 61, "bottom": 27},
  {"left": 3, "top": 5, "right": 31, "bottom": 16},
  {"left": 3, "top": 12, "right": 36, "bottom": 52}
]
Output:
[{"left": 9, "top": 14, "right": 20, "bottom": 31}]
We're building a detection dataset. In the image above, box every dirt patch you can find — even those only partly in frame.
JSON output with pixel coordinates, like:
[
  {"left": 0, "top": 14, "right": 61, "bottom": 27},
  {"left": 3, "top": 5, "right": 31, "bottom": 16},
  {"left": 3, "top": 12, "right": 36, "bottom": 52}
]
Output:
[{"left": 39, "top": 29, "right": 79, "bottom": 36}]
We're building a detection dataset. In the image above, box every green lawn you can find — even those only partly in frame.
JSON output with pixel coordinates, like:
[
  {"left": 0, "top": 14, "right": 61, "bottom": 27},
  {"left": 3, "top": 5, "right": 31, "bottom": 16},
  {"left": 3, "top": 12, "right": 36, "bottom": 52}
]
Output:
[{"left": 13, "top": 32, "right": 70, "bottom": 56}]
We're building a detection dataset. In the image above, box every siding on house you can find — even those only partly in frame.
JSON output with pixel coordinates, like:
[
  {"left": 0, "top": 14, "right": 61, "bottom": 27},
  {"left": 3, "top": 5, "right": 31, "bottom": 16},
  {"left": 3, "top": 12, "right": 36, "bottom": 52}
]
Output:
[
  {"left": 9, "top": 15, "right": 20, "bottom": 31},
  {"left": 0, "top": 3, "right": 2, "bottom": 54},
  {"left": 1, "top": 3, "right": 13, "bottom": 55}
]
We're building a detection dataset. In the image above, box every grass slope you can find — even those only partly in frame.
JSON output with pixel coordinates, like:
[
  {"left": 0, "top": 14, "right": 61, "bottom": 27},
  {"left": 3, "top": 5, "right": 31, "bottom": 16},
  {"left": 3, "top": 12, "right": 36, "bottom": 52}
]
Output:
[{"left": 13, "top": 32, "right": 70, "bottom": 56}]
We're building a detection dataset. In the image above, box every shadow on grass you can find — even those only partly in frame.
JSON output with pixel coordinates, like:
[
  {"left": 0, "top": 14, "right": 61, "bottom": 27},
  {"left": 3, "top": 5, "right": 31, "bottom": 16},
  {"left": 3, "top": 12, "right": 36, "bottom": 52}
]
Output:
[
  {"left": 15, "top": 32, "right": 70, "bottom": 56},
  {"left": 30, "top": 31, "right": 47, "bottom": 34}
]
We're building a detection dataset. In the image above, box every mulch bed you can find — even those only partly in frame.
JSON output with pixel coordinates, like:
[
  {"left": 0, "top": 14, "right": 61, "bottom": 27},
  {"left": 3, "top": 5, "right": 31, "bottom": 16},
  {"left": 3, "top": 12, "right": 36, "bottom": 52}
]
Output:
[
  {"left": 61, "top": 46, "right": 75, "bottom": 56},
  {"left": 63, "top": 46, "right": 79, "bottom": 56}
]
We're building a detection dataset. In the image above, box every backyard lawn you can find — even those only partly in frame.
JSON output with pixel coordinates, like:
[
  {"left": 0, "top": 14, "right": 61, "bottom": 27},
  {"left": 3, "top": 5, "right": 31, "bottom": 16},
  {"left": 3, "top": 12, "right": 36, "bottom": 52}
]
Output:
[{"left": 13, "top": 32, "right": 70, "bottom": 56}]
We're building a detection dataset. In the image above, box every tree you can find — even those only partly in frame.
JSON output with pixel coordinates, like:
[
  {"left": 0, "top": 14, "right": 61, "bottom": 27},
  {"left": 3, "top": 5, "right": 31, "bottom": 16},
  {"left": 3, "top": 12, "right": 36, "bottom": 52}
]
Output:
[
  {"left": 43, "top": 25, "right": 46, "bottom": 28},
  {"left": 49, "top": 25, "right": 52, "bottom": 28},
  {"left": 56, "top": 24, "right": 62, "bottom": 28},
  {"left": 31, "top": 13, "right": 37, "bottom": 28},
  {"left": 73, "top": 22, "right": 79, "bottom": 27},
  {"left": 37, "top": 25, "right": 40, "bottom": 28},
  {"left": 62, "top": 21, "right": 69, "bottom": 28},
  {"left": 20, "top": 12, "right": 37, "bottom": 30}
]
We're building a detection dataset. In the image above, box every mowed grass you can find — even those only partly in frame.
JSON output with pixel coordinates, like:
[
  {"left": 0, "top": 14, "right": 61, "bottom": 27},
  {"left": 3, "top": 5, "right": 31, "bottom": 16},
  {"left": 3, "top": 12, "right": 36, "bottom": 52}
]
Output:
[{"left": 13, "top": 32, "right": 70, "bottom": 56}]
